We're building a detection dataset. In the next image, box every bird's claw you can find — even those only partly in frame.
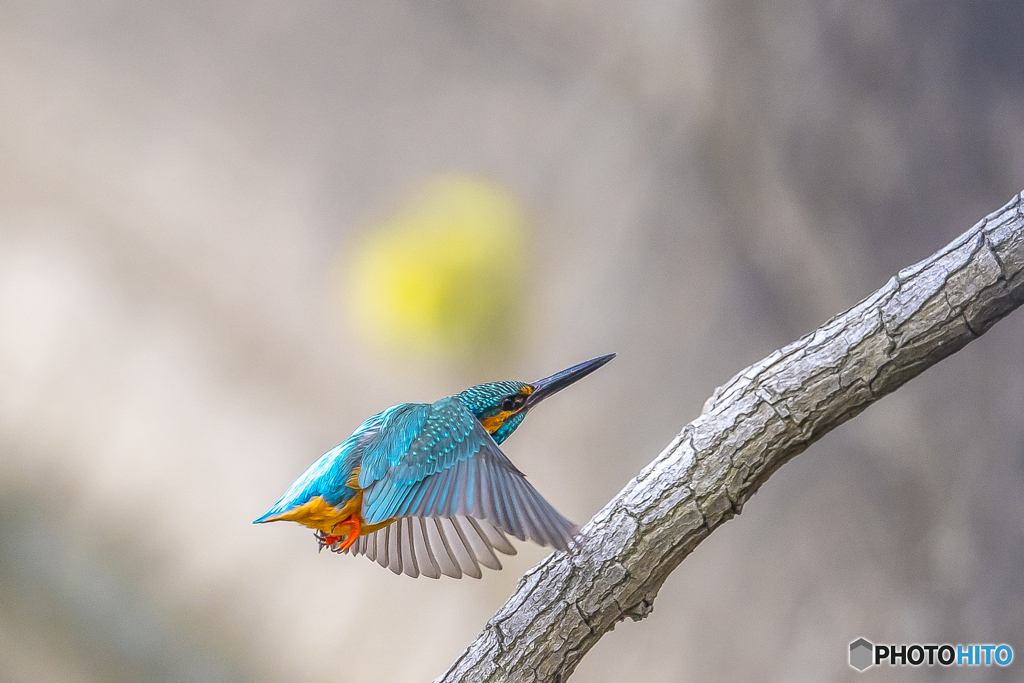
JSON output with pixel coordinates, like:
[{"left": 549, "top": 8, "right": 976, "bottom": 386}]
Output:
[
  {"left": 315, "top": 530, "right": 342, "bottom": 553},
  {"left": 314, "top": 517, "right": 361, "bottom": 553}
]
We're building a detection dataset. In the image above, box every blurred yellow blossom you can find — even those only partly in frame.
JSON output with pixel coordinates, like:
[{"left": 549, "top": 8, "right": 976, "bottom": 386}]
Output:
[{"left": 343, "top": 176, "right": 528, "bottom": 359}]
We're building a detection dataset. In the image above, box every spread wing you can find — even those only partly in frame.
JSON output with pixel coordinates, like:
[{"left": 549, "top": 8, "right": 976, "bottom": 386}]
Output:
[{"left": 357, "top": 396, "right": 578, "bottom": 558}]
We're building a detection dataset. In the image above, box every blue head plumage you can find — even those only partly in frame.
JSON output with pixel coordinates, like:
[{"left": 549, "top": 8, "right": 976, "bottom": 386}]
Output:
[
  {"left": 457, "top": 353, "right": 616, "bottom": 444},
  {"left": 457, "top": 380, "right": 530, "bottom": 444}
]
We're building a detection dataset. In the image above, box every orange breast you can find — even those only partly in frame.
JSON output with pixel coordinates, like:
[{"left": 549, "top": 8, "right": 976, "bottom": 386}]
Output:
[
  {"left": 265, "top": 495, "right": 363, "bottom": 535},
  {"left": 263, "top": 491, "right": 396, "bottom": 537},
  {"left": 480, "top": 410, "right": 514, "bottom": 434}
]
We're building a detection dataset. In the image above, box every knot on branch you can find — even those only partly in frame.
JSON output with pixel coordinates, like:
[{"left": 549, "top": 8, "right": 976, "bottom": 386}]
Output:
[{"left": 622, "top": 598, "right": 654, "bottom": 622}]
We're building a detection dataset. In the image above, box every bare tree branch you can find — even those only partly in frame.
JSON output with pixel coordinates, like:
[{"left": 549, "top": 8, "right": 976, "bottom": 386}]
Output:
[{"left": 436, "top": 191, "right": 1024, "bottom": 683}]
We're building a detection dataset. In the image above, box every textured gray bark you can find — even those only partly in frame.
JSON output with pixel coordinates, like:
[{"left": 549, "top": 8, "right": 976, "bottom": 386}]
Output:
[{"left": 436, "top": 191, "right": 1024, "bottom": 683}]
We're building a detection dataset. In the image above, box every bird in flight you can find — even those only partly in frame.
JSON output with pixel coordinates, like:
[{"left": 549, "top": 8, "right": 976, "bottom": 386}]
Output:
[{"left": 254, "top": 353, "right": 615, "bottom": 578}]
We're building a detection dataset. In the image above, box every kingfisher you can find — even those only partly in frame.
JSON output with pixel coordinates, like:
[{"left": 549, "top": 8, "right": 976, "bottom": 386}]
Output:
[{"left": 254, "top": 353, "right": 614, "bottom": 578}]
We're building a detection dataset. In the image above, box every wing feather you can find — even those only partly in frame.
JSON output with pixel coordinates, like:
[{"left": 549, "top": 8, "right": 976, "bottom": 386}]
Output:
[
  {"left": 490, "top": 457, "right": 526, "bottom": 541},
  {"left": 464, "top": 517, "right": 503, "bottom": 571},
  {"left": 463, "top": 455, "right": 476, "bottom": 514},
  {"left": 477, "top": 518, "right": 517, "bottom": 556},
  {"left": 364, "top": 531, "right": 376, "bottom": 562},
  {"left": 413, "top": 517, "right": 442, "bottom": 579},
  {"left": 512, "top": 475, "right": 549, "bottom": 546},
  {"left": 456, "top": 459, "right": 471, "bottom": 516},
  {"left": 447, "top": 517, "right": 482, "bottom": 579},
  {"left": 377, "top": 524, "right": 390, "bottom": 570},
  {"left": 401, "top": 518, "right": 418, "bottom": 578},
  {"left": 428, "top": 518, "right": 461, "bottom": 579},
  {"left": 387, "top": 520, "right": 402, "bottom": 575}
]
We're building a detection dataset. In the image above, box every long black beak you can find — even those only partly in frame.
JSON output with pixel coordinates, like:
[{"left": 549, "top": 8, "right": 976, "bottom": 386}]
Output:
[{"left": 525, "top": 353, "right": 616, "bottom": 409}]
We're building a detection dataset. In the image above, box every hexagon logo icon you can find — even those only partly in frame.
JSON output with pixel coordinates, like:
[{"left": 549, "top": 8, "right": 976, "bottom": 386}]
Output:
[{"left": 850, "top": 638, "right": 874, "bottom": 671}]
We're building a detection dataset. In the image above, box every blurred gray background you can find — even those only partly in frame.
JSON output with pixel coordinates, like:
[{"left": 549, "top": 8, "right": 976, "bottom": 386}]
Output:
[{"left": 1, "top": 1, "right": 1023, "bottom": 681}]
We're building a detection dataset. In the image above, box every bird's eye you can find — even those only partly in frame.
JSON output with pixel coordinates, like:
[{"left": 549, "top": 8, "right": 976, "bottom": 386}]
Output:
[{"left": 500, "top": 395, "right": 526, "bottom": 412}]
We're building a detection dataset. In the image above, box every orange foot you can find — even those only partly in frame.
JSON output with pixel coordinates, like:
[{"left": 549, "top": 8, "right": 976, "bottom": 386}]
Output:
[{"left": 332, "top": 515, "right": 361, "bottom": 552}]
